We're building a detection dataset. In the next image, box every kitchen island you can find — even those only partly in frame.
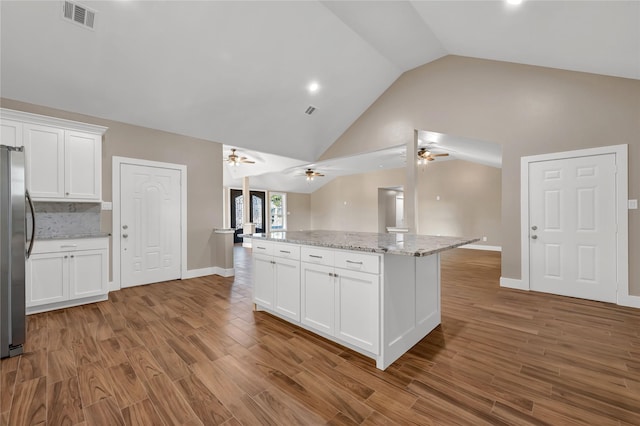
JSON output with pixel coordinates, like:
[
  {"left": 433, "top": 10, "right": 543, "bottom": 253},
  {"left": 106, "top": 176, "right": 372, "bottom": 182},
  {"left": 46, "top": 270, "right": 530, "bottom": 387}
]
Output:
[{"left": 251, "top": 230, "right": 478, "bottom": 370}]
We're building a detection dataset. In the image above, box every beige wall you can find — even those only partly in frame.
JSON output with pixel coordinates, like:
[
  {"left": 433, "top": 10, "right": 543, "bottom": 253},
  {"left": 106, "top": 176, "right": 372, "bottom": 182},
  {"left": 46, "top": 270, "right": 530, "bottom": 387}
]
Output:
[
  {"left": 1, "top": 98, "right": 224, "bottom": 277},
  {"left": 417, "top": 160, "right": 501, "bottom": 247},
  {"left": 286, "top": 192, "right": 311, "bottom": 231},
  {"left": 310, "top": 161, "right": 501, "bottom": 247},
  {"left": 320, "top": 55, "right": 640, "bottom": 294},
  {"left": 311, "top": 168, "right": 405, "bottom": 231}
]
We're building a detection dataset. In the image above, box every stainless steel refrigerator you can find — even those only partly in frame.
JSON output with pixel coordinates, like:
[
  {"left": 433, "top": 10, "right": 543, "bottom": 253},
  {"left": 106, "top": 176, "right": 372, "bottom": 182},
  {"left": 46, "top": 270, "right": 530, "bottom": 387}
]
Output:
[{"left": 0, "top": 144, "right": 35, "bottom": 358}]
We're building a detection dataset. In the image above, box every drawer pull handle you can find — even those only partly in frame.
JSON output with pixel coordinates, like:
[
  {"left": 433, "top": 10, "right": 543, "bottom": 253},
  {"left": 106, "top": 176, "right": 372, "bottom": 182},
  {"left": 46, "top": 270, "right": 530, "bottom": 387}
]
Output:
[
  {"left": 61, "top": 244, "right": 77, "bottom": 248},
  {"left": 280, "top": 250, "right": 291, "bottom": 254},
  {"left": 346, "top": 260, "right": 363, "bottom": 265},
  {"left": 256, "top": 246, "right": 266, "bottom": 250},
  {"left": 309, "top": 254, "right": 323, "bottom": 259}
]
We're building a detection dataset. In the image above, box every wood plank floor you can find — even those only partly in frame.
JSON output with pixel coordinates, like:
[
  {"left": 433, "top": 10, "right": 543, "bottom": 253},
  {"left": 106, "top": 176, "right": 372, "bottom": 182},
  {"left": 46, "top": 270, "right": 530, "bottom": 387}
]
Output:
[{"left": 2, "top": 247, "right": 639, "bottom": 425}]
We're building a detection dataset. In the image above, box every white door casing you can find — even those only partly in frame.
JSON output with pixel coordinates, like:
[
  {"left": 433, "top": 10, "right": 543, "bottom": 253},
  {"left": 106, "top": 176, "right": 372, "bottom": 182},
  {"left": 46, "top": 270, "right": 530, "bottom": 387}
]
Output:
[
  {"left": 112, "top": 157, "right": 187, "bottom": 290},
  {"left": 529, "top": 154, "right": 616, "bottom": 302},
  {"left": 519, "top": 144, "right": 631, "bottom": 306}
]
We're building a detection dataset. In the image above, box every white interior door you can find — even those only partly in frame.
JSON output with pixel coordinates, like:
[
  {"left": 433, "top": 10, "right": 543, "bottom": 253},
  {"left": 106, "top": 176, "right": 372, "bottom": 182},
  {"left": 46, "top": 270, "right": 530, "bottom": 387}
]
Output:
[
  {"left": 529, "top": 154, "right": 617, "bottom": 302},
  {"left": 120, "top": 163, "right": 181, "bottom": 287}
]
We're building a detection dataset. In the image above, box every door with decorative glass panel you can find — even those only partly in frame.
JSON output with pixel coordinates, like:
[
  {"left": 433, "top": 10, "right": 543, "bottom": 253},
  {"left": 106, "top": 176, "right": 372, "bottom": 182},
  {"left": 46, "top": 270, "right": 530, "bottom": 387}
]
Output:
[{"left": 230, "top": 189, "right": 266, "bottom": 244}]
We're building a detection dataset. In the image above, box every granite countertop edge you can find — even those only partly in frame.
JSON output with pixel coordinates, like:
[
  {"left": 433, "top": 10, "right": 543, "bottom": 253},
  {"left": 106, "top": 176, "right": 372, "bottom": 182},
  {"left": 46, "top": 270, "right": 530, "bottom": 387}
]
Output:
[
  {"left": 37, "top": 233, "right": 111, "bottom": 240},
  {"left": 252, "top": 231, "right": 480, "bottom": 257}
]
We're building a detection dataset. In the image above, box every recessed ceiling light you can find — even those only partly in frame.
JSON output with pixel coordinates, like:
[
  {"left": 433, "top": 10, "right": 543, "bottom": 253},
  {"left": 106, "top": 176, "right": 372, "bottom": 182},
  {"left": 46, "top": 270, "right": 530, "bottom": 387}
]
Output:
[
  {"left": 506, "top": 0, "right": 523, "bottom": 5},
  {"left": 308, "top": 82, "right": 319, "bottom": 93}
]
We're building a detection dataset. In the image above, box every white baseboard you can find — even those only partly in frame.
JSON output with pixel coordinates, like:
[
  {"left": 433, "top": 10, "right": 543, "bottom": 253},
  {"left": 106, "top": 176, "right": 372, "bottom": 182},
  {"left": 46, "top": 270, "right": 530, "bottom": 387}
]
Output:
[
  {"left": 618, "top": 293, "right": 640, "bottom": 309},
  {"left": 461, "top": 244, "right": 501, "bottom": 252},
  {"left": 108, "top": 281, "right": 119, "bottom": 292},
  {"left": 500, "top": 277, "right": 529, "bottom": 291},
  {"left": 183, "top": 267, "right": 235, "bottom": 279}
]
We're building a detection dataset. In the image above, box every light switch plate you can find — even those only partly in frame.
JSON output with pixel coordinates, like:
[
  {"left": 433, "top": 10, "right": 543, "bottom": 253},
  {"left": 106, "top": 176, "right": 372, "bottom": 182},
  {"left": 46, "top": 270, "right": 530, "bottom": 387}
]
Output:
[
  {"left": 628, "top": 199, "right": 638, "bottom": 210},
  {"left": 101, "top": 201, "right": 113, "bottom": 210}
]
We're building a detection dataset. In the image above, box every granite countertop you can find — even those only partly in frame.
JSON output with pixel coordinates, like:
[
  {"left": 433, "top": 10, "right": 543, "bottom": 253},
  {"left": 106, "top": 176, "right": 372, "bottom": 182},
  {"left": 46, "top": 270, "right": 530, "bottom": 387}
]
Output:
[
  {"left": 252, "top": 230, "right": 479, "bottom": 257},
  {"left": 37, "top": 233, "right": 111, "bottom": 240}
]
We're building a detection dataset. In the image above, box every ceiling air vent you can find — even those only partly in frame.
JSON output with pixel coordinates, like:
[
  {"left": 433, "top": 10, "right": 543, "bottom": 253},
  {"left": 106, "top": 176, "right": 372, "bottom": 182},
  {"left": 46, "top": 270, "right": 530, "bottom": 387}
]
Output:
[
  {"left": 62, "top": 1, "right": 96, "bottom": 30},
  {"left": 304, "top": 105, "right": 317, "bottom": 115}
]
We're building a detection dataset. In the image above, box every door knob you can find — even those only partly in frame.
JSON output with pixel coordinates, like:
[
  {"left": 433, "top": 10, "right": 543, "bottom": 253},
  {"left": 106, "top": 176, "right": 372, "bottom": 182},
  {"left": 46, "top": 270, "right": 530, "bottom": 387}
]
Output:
[
  {"left": 122, "top": 234, "right": 128, "bottom": 238},
  {"left": 531, "top": 235, "right": 538, "bottom": 239},
  {"left": 531, "top": 225, "right": 538, "bottom": 231}
]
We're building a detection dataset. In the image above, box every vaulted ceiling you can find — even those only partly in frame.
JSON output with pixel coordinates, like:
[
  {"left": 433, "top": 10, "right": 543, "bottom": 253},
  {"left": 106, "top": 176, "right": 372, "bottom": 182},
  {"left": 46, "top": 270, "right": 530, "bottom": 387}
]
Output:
[{"left": 2, "top": 1, "right": 638, "bottom": 165}]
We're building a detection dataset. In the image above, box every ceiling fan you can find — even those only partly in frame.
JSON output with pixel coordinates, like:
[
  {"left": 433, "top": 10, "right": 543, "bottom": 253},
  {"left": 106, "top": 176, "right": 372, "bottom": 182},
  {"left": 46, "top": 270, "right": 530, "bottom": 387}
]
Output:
[
  {"left": 226, "top": 148, "right": 255, "bottom": 166},
  {"left": 417, "top": 147, "right": 449, "bottom": 165},
  {"left": 305, "top": 168, "right": 324, "bottom": 181}
]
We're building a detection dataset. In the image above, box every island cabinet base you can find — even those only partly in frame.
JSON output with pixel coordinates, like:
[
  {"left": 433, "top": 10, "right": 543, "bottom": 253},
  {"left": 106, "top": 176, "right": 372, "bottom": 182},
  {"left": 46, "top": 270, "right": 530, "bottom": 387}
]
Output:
[
  {"left": 379, "top": 253, "right": 440, "bottom": 370},
  {"left": 253, "top": 240, "right": 442, "bottom": 370}
]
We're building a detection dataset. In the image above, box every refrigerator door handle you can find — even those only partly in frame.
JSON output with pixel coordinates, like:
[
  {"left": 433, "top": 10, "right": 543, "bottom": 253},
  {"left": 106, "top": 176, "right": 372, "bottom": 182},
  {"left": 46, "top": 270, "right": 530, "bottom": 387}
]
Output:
[{"left": 25, "top": 190, "right": 35, "bottom": 259}]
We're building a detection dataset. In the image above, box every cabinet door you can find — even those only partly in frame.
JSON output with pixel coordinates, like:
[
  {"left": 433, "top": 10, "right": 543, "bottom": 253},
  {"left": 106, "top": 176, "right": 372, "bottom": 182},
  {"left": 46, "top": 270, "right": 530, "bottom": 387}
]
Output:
[
  {"left": 301, "top": 263, "right": 334, "bottom": 335},
  {"left": 335, "top": 269, "right": 379, "bottom": 354},
  {"left": 69, "top": 249, "right": 107, "bottom": 299},
  {"left": 65, "top": 131, "right": 101, "bottom": 200},
  {"left": 24, "top": 124, "right": 65, "bottom": 198},
  {"left": 26, "top": 252, "right": 68, "bottom": 307},
  {"left": 274, "top": 257, "right": 300, "bottom": 321},
  {"left": 1, "top": 119, "right": 22, "bottom": 147},
  {"left": 253, "top": 253, "right": 275, "bottom": 308}
]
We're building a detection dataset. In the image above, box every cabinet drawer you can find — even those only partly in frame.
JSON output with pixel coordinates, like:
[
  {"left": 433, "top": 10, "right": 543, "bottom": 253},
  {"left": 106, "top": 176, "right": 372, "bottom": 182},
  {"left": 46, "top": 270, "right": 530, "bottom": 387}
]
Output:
[
  {"left": 32, "top": 237, "right": 108, "bottom": 254},
  {"left": 334, "top": 250, "right": 380, "bottom": 274},
  {"left": 301, "top": 246, "right": 334, "bottom": 266},
  {"left": 273, "top": 242, "right": 300, "bottom": 260},
  {"left": 252, "top": 240, "right": 274, "bottom": 255}
]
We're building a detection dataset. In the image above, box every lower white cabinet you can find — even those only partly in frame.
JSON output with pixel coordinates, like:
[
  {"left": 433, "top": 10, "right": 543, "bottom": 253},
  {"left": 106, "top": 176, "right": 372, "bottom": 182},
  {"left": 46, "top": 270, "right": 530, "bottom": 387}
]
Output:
[
  {"left": 253, "top": 241, "right": 301, "bottom": 321},
  {"left": 301, "top": 259, "right": 379, "bottom": 354},
  {"left": 26, "top": 238, "right": 108, "bottom": 313},
  {"left": 254, "top": 242, "right": 381, "bottom": 356}
]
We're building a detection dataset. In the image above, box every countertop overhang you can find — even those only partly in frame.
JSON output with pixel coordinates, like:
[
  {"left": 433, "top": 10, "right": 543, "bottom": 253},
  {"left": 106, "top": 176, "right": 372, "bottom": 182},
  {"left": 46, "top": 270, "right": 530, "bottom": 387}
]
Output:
[{"left": 252, "top": 230, "right": 479, "bottom": 257}]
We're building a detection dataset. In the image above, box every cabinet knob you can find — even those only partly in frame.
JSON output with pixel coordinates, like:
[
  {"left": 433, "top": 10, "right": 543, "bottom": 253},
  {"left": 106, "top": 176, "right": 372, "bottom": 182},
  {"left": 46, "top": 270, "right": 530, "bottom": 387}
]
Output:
[
  {"left": 70, "top": 255, "right": 74, "bottom": 258},
  {"left": 66, "top": 192, "right": 69, "bottom": 196},
  {"left": 122, "top": 225, "right": 128, "bottom": 230},
  {"left": 122, "top": 234, "right": 128, "bottom": 238},
  {"left": 64, "top": 255, "right": 68, "bottom": 259}
]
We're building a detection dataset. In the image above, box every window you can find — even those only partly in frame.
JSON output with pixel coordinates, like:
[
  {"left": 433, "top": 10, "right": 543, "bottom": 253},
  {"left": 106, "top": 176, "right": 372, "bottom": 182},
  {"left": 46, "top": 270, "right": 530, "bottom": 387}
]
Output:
[{"left": 269, "top": 193, "right": 286, "bottom": 231}]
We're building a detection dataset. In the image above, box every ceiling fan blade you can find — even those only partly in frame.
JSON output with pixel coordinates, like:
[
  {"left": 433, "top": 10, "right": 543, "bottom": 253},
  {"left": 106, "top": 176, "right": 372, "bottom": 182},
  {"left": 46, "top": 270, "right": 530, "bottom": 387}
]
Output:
[
  {"left": 432, "top": 153, "right": 449, "bottom": 157},
  {"left": 241, "top": 159, "right": 255, "bottom": 164}
]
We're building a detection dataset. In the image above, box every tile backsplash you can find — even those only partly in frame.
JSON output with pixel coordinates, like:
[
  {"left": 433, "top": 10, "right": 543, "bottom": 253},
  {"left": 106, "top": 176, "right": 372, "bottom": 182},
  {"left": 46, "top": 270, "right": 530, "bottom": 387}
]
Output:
[{"left": 32, "top": 202, "right": 101, "bottom": 238}]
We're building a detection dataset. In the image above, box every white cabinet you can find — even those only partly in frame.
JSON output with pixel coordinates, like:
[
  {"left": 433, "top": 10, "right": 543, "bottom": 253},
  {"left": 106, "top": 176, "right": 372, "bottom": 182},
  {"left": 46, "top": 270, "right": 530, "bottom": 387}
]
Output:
[
  {"left": 26, "top": 238, "right": 108, "bottom": 314},
  {"left": 0, "top": 119, "right": 23, "bottom": 147},
  {"left": 253, "top": 241, "right": 301, "bottom": 321},
  {"left": 1, "top": 108, "right": 106, "bottom": 201},
  {"left": 27, "top": 252, "right": 68, "bottom": 306},
  {"left": 300, "top": 247, "right": 380, "bottom": 354},
  {"left": 25, "top": 125, "right": 101, "bottom": 200},
  {"left": 24, "top": 123, "right": 65, "bottom": 199},
  {"left": 335, "top": 269, "right": 379, "bottom": 354},
  {"left": 301, "top": 262, "right": 334, "bottom": 335},
  {"left": 253, "top": 252, "right": 276, "bottom": 308}
]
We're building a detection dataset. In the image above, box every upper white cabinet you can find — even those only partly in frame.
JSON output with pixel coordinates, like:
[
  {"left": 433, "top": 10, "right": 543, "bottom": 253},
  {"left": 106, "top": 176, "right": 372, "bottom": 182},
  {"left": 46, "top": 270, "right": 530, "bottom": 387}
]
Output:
[
  {"left": 1, "top": 108, "right": 107, "bottom": 201},
  {"left": 0, "top": 119, "right": 23, "bottom": 147}
]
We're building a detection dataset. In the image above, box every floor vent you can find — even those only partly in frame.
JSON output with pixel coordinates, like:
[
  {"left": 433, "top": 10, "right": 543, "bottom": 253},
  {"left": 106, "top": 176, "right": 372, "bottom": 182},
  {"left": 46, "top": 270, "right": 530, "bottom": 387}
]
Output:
[
  {"left": 62, "top": 1, "right": 96, "bottom": 30},
  {"left": 304, "top": 105, "right": 317, "bottom": 115}
]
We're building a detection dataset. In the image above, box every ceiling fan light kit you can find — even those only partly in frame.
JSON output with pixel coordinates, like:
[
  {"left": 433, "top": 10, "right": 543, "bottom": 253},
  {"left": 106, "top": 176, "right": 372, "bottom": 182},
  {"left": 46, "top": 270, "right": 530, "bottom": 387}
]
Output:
[
  {"left": 417, "top": 147, "right": 449, "bottom": 165},
  {"left": 226, "top": 148, "right": 255, "bottom": 166},
  {"left": 305, "top": 168, "right": 324, "bottom": 181}
]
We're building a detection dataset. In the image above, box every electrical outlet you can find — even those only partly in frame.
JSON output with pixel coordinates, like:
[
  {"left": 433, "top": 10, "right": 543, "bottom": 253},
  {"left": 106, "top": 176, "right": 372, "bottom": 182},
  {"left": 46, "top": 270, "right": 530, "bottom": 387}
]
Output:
[
  {"left": 482, "top": 236, "right": 488, "bottom": 242},
  {"left": 629, "top": 199, "right": 638, "bottom": 210}
]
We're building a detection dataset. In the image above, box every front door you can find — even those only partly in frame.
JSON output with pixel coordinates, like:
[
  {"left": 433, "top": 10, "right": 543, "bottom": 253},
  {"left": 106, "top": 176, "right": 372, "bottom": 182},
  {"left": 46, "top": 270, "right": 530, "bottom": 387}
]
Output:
[
  {"left": 120, "top": 163, "right": 181, "bottom": 287},
  {"left": 529, "top": 154, "right": 617, "bottom": 302},
  {"left": 230, "top": 189, "right": 266, "bottom": 243}
]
